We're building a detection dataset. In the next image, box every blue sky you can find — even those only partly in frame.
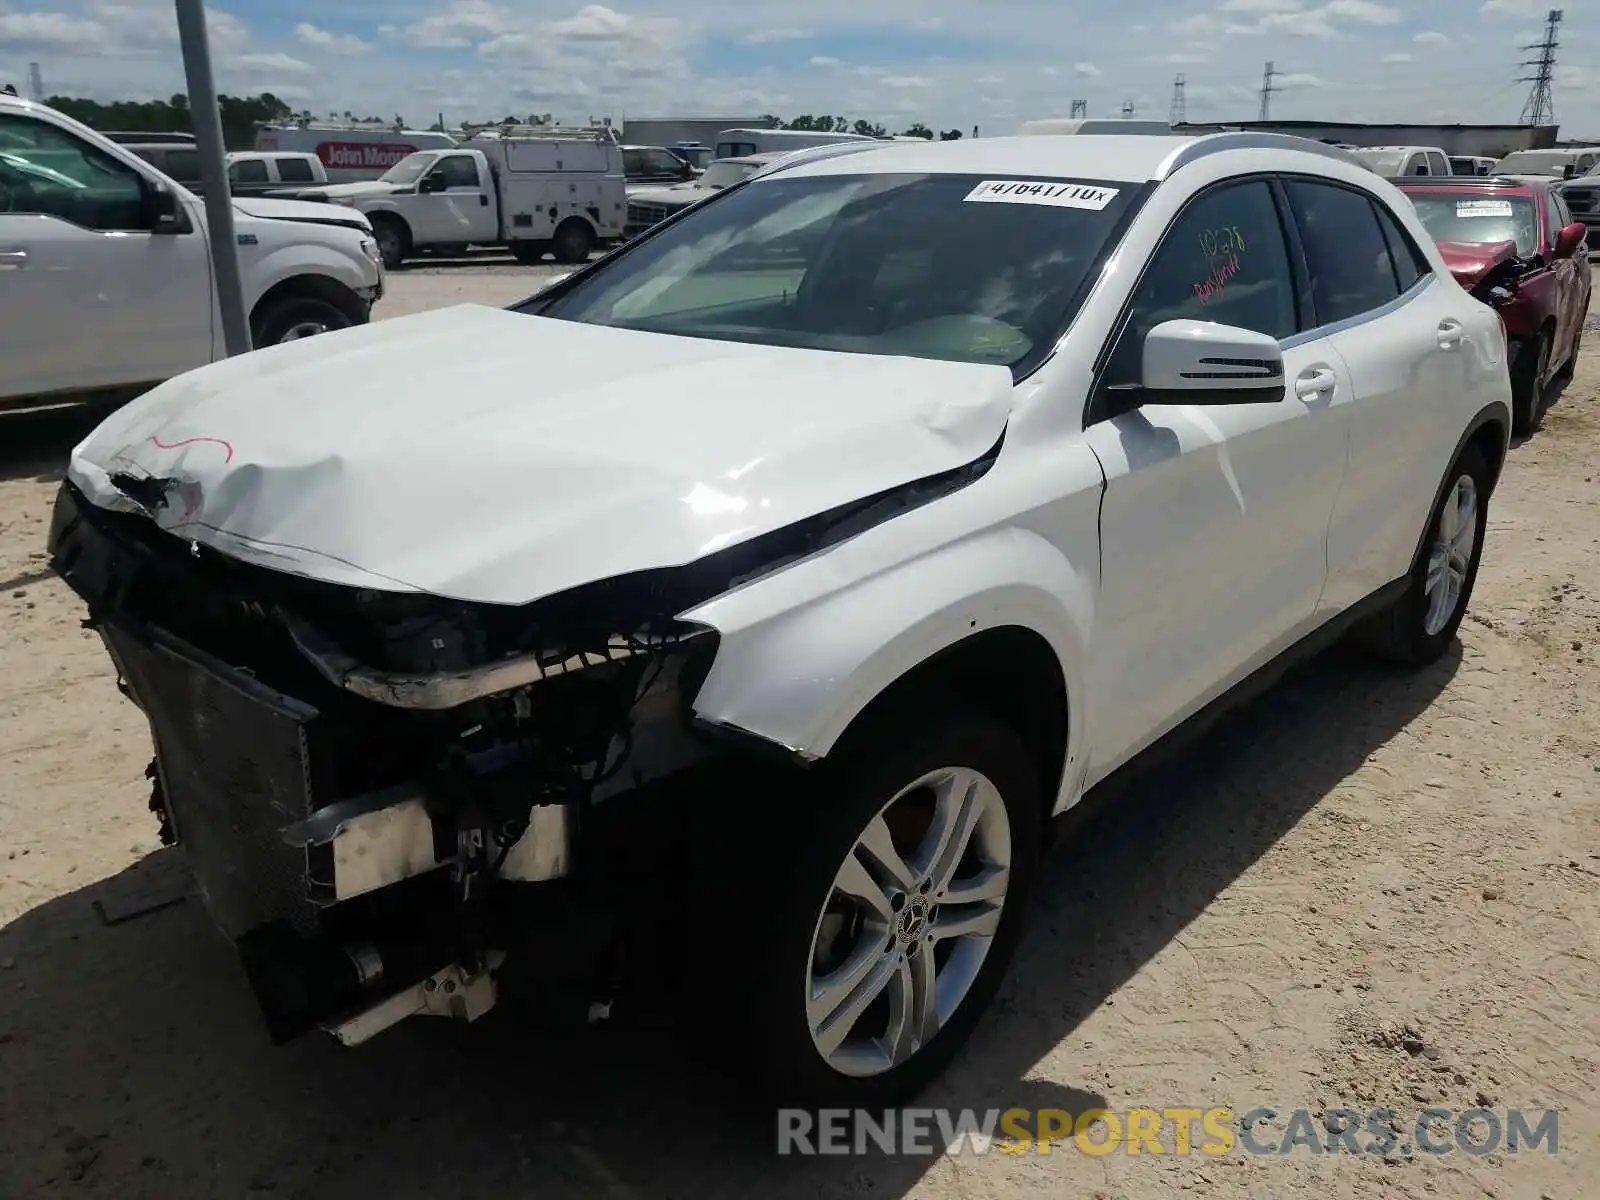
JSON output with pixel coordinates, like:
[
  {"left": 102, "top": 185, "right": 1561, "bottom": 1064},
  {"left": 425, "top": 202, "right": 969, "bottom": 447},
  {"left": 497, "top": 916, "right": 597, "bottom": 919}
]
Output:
[{"left": 2, "top": 0, "right": 1598, "bottom": 135}]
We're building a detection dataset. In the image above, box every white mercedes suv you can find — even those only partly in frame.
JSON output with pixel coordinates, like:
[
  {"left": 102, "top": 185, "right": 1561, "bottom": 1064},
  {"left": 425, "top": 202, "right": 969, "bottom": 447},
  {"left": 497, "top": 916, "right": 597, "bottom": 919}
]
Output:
[{"left": 49, "top": 131, "right": 1512, "bottom": 1107}]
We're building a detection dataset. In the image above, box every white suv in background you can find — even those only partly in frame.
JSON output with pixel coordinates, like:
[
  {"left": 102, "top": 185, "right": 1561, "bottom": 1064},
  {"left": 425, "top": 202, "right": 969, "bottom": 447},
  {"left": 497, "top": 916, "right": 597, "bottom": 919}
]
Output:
[
  {"left": 0, "top": 95, "right": 383, "bottom": 412},
  {"left": 51, "top": 132, "right": 1511, "bottom": 1106}
]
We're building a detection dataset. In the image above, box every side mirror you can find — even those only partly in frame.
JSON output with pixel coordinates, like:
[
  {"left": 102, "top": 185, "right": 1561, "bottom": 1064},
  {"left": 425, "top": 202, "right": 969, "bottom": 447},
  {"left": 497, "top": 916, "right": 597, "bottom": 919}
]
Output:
[
  {"left": 1138, "top": 319, "right": 1287, "bottom": 406},
  {"left": 1554, "top": 220, "right": 1587, "bottom": 259},
  {"left": 1562, "top": 164, "right": 1577, "bottom": 180},
  {"left": 146, "top": 183, "right": 183, "bottom": 234},
  {"left": 417, "top": 173, "right": 446, "bottom": 194}
]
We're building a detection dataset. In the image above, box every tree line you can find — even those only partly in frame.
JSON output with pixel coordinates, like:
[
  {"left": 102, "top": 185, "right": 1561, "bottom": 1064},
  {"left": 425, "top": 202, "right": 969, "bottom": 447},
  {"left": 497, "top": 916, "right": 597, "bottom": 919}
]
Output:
[
  {"left": 35, "top": 93, "right": 967, "bottom": 148},
  {"left": 761, "top": 114, "right": 964, "bottom": 140}
]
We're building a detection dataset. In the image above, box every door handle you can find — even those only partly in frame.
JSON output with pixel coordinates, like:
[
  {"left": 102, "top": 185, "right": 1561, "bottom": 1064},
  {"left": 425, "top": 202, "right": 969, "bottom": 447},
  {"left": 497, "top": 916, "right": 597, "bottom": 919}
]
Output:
[
  {"left": 1294, "top": 367, "right": 1337, "bottom": 399},
  {"left": 1437, "top": 318, "right": 1464, "bottom": 350},
  {"left": 0, "top": 249, "right": 26, "bottom": 270},
  {"left": 479, "top": 194, "right": 488, "bottom": 206}
]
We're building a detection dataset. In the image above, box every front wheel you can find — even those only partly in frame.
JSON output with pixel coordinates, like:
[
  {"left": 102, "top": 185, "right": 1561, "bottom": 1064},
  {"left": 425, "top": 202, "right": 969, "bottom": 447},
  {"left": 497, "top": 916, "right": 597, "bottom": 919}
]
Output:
[
  {"left": 738, "top": 709, "right": 1042, "bottom": 1108},
  {"left": 371, "top": 219, "right": 408, "bottom": 270},
  {"left": 1355, "top": 444, "right": 1491, "bottom": 666},
  {"left": 251, "top": 296, "right": 354, "bottom": 347},
  {"left": 1511, "top": 331, "right": 1550, "bottom": 436}
]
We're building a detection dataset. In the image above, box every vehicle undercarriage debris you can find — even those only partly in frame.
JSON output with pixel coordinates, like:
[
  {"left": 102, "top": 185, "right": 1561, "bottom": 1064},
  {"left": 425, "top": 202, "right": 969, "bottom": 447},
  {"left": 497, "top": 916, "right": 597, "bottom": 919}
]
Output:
[{"left": 46, "top": 437, "right": 1001, "bottom": 1046}]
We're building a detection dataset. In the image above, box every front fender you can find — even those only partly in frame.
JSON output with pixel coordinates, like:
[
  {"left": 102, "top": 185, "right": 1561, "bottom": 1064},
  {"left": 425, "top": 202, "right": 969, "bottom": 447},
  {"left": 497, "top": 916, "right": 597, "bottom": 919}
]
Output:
[
  {"left": 244, "top": 242, "right": 379, "bottom": 309},
  {"left": 684, "top": 521, "right": 1098, "bottom": 808}
]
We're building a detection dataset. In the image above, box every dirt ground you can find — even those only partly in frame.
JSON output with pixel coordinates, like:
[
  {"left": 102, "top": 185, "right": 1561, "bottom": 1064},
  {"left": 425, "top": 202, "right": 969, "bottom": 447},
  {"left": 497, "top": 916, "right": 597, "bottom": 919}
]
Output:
[{"left": 1, "top": 271, "right": 1596, "bottom": 1199}]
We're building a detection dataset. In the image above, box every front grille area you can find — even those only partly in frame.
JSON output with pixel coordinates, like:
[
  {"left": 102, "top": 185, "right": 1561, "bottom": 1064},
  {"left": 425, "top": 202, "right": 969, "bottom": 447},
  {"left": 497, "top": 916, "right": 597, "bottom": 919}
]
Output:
[
  {"left": 105, "top": 621, "right": 328, "bottom": 939},
  {"left": 626, "top": 200, "right": 668, "bottom": 228}
]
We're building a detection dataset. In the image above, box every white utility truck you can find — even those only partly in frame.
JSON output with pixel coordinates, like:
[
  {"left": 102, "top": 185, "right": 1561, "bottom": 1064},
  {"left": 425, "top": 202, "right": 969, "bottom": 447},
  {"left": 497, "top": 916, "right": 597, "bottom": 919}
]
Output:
[
  {"left": 290, "top": 127, "right": 627, "bottom": 268},
  {"left": 253, "top": 121, "right": 460, "bottom": 183},
  {"left": 0, "top": 94, "right": 385, "bottom": 413}
]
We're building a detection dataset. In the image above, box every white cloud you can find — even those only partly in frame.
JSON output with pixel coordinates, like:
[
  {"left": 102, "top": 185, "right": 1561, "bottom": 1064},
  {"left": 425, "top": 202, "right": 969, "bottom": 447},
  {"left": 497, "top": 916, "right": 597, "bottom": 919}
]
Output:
[
  {"left": 1481, "top": 0, "right": 1545, "bottom": 15},
  {"left": 294, "top": 23, "right": 370, "bottom": 55},
  {"left": 9, "top": 0, "right": 1600, "bottom": 146},
  {"left": 229, "top": 52, "right": 314, "bottom": 75},
  {"left": 403, "top": 0, "right": 514, "bottom": 48},
  {"left": 1382, "top": 51, "right": 1413, "bottom": 63},
  {"left": 0, "top": 11, "right": 107, "bottom": 47}
]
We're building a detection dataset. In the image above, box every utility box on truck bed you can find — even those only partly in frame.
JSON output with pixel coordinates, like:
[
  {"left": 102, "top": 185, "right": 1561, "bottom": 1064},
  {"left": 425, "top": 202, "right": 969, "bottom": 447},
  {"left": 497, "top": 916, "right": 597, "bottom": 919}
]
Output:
[{"left": 287, "top": 127, "right": 626, "bottom": 268}]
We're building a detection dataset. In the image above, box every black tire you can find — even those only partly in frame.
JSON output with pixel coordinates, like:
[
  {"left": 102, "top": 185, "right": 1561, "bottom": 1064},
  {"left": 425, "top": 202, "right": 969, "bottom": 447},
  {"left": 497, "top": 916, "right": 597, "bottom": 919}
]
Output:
[
  {"left": 251, "top": 296, "right": 354, "bottom": 347},
  {"left": 1355, "top": 444, "right": 1491, "bottom": 666},
  {"left": 734, "top": 707, "right": 1043, "bottom": 1109},
  {"left": 510, "top": 241, "right": 547, "bottom": 265},
  {"left": 1510, "top": 330, "right": 1550, "bottom": 436},
  {"left": 551, "top": 219, "right": 594, "bottom": 265},
  {"left": 370, "top": 217, "right": 408, "bottom": 270}
]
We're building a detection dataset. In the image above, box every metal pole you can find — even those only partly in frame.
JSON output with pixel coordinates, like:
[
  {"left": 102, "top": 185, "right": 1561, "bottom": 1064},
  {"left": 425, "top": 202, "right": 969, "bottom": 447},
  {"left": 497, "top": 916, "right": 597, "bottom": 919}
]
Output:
[{"left": 174, "top": 0, "right": 251, "bottom": 355}]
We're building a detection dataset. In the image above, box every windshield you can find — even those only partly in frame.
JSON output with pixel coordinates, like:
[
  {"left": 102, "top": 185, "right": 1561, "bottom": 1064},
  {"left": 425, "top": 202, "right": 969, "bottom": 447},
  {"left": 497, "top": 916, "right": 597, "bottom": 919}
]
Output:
[
  {"left": 538, "top": 172, "right": 1138, "bottom": 374},
  {"left": 378, "top": 152, "right": 435, "bottom": 185},
  {"left": 1354, "top": 149, "right": 1407, "bottom": 175},
  {"left": 697, "top": 160, "right": 759, "bottom": 189},
  {"left": 1403, "top": 191, "right": 1538, "bottom": 256},
  {"left": 1493, "top": 152, "right": 1569, "bottom": 177}
]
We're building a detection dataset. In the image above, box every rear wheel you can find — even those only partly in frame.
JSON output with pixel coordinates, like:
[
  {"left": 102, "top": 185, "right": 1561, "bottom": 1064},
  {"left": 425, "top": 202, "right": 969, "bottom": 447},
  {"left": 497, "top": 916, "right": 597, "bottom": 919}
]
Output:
[
  {"left": 736, "top": 708, "right": 1042, "bottom": 1108},
  {"left": 552, "top": 219, "right": 594, "bottom": 265},
  {"left": 370, "top": 217, "right": 408, "bottom": 270},
  {"left": 1511, "top": 330, "right": 1551, "bottom": 436},
  {"left": 1355, "top": 444, "right": 1491, "bottom": 666}
]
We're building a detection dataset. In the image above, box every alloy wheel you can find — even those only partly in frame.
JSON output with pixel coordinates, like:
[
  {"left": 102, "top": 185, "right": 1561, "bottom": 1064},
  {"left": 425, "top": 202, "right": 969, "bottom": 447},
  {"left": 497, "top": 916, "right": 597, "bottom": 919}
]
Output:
[
  {"left": 805, "top": 766, "right": 1012, "bottom": 1078},
  {"left": 1423, "top": 473, "right": 1478, "bottom": 637}
]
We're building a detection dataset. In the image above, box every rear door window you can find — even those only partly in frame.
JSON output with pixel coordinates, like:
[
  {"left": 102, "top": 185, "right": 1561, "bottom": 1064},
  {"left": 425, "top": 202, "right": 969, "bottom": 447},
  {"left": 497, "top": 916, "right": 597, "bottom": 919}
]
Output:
[
  {"left": 275, "top": 157, "right": 314, "bottom": 182},
  {"left": 1372, "top": 201, "right": 1429, "bottom": 292},
  {"left": 1284, "top": 179, "right": 1401, "bottom": 325},
  {"left": 1427, "top": 151, "right": 1450, "bottom": 178}
]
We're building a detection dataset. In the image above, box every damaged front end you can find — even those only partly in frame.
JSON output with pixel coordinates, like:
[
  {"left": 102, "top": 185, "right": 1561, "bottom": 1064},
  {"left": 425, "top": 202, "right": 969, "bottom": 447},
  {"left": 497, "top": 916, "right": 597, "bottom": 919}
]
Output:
[
  {"left": 46, "top": 426, "right": 1002, "bottom": 1047},
  {"left": 47, "top": 478, "right": 728, "bottom": 1045}
]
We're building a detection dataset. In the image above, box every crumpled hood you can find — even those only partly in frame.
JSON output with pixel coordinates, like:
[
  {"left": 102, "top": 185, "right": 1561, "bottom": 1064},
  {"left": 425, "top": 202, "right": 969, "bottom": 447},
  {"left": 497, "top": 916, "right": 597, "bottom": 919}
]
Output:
[
  {"left": 1435, "top": 238, "right": 1519, "bottom": 290},
  {"left": 66, "top": 305, "right": 1014, "bottom": 606},
  {"left": 232, "top": 195, "right": 373, "bottom": 232}
]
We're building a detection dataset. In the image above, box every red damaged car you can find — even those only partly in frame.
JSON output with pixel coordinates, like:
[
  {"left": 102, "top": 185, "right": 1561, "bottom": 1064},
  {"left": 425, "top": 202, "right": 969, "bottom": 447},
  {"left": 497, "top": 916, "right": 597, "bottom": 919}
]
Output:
[{"left": 1397, "top": 175, "right": 1590, "bottom": 434}]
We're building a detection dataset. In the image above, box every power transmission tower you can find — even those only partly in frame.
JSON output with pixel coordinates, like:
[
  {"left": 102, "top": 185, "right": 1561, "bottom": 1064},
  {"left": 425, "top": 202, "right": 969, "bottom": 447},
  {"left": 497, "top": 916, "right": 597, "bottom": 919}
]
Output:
[
  {"left": 27, "top": 61, "right": 43, "bottom": 102},
  {"left": 1518, "top": 8, "right": 1562, "bottom": 126},
  {"left": 1069, "top": 99, "right": 1087, "bottom": 119},
  {"left": 1170, "top": 74, "right": 1187, "bottom": 125},
  {"left": 1257, "top": 60, "right": 1282, "bottom": 121},
  {"left": 1121, "top": 98, "right": 1136, "bottom": 119}
]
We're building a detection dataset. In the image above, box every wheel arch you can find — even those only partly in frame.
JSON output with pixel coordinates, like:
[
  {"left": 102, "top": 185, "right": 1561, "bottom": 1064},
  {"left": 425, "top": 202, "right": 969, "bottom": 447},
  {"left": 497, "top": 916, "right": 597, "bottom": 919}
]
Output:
[
  {"left": 1405, "top": 401, "right": 1510, "bottom": 570},
  {"left": 685, "top": 525, "right": 1094, "bottom": 816},
  {"left": 249, "top": 273, "right": 368, "bottom": 338}
]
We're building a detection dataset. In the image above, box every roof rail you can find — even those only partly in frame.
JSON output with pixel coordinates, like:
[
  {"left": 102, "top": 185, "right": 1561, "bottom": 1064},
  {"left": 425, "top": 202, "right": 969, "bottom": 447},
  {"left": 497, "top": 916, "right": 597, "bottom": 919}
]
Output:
[
  {"left": 1158, "top": 131, "right": 1361, "bottom": 179},
  {"left": 747, "top": 139, "right": 889, "bottom": 180}
]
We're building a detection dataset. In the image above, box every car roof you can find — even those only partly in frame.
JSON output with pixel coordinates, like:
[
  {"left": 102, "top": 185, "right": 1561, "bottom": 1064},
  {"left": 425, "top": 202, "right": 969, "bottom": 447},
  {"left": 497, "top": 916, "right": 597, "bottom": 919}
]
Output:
[
  {"left": 1397, "top": 175, "right": 1541, "bottom": 192},
  {"left": 770, "top": 134, "right": 1197, "bottom": 184},
  {"left": 767, "top": 132, "right": 1356, "bottom": 185}
]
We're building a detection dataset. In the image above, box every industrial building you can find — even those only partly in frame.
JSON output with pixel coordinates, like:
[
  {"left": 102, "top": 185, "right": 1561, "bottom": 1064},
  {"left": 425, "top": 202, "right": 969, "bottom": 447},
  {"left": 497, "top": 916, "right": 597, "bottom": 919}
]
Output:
[{"left": 619, "top": 115, "right": 777, "bottom": 148}]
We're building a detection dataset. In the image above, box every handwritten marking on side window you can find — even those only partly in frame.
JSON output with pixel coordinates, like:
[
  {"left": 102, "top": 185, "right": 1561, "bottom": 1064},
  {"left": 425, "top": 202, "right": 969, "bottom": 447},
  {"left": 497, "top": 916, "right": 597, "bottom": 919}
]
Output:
[
  {"left": 962, "top": 180, "right": 1121, "bottom": 210},
  {"left": 1198, "top": 226, "right": 1246, "bottom": 257},
  {"left": 1194, "top": 253, "right": 1241, "bottom": 305}
]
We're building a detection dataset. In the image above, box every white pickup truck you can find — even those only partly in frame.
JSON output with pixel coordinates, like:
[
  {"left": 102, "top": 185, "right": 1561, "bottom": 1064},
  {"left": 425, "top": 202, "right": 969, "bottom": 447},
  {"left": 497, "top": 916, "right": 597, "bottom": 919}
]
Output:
[
  {"left": 0, "top": 94, "right": 384, "bottom": 413},
  {"left": 286, "top": 133, "right": 627, "bottom": 268}
]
